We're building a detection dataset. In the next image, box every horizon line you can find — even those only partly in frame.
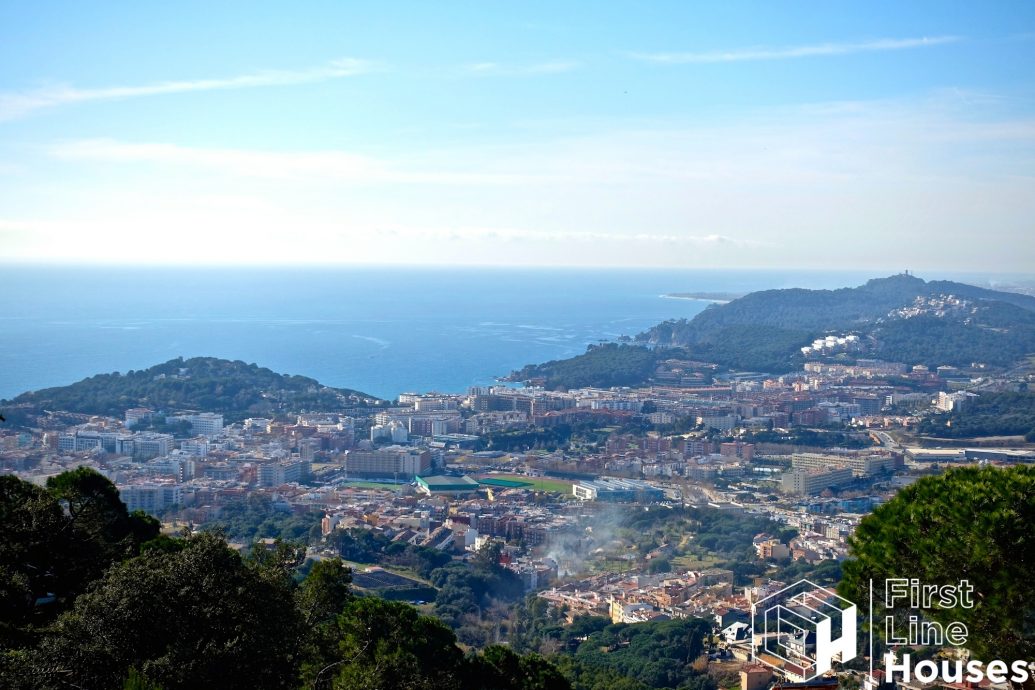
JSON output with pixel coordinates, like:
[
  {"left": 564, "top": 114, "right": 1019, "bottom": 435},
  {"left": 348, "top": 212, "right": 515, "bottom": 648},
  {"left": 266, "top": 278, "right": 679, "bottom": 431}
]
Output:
[{"left": 0, "top": 261, "right": 1029, "bottom": 281}]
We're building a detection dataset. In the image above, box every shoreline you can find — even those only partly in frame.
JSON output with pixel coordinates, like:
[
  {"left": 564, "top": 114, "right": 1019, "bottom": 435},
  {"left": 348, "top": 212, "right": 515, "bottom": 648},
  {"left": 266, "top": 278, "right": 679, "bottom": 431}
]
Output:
[{"left": 660, "top": 292, "right": 744, "bottom": 303}]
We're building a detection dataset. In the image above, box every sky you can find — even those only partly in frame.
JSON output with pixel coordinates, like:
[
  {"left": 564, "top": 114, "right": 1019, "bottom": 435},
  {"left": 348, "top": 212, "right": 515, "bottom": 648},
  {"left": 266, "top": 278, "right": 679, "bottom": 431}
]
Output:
[{"left": 1, "top": 1, "right": 1033, "bottom": 271}]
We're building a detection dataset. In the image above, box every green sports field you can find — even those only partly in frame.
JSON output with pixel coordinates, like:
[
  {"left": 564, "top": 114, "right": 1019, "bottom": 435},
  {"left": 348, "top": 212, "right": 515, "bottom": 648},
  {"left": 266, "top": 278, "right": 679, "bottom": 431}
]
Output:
[{"left": 478, "top": 474, "right": 573, "bottom": 493}]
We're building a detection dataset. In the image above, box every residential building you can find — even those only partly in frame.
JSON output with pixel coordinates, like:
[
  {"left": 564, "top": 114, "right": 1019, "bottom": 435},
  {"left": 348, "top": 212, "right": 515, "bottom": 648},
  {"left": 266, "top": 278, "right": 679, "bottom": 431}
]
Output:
[
  {"left": 188, "top": 413, "right": 224, "bottom": 437},
  {"left": 791, "top": 452, "right": 900, "bottom": 478},
  {"left": 134, "top": 433, "right": 173, "bottom": 460},
  {"left": 119, "top": 484, "right": 182, "bottom": 515},
  {"left": 936, "top": 391, "right": 977, "bottom": 412},
  {"left": 345, "top": 446, "right": 431, "bottom": 480},
  {"left": 780, "top": 467, "right": 853, "bottom": 496},
  {"left": 257, "top": 460, "right": 311, "bottom": 487}
]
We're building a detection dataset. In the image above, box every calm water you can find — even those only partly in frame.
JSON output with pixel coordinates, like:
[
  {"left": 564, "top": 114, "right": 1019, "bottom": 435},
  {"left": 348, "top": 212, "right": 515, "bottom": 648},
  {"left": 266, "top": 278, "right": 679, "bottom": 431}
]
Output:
[{"left": 0, "top": 266, "right": 1006, "bottom": 400}]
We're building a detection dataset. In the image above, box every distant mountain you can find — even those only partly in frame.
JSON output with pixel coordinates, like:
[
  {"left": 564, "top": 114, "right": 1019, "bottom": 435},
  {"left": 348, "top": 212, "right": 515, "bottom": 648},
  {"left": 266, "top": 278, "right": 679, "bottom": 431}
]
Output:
[
  {"left": 637, "top": 274, "right": 1035, "bottom": 372},
  {"left": 4, "top": 356, "right": 380, "bottom": 422}
]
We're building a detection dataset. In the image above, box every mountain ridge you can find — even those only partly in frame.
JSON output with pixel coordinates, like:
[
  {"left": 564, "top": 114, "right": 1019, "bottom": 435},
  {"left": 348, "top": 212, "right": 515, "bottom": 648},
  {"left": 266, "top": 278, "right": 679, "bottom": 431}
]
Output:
[
  {"left": 510, "top": 275, "right": 1035, "bottom": 387},
  {"left": 636, "top": 274, "right": 1035, "bottom": 372}
]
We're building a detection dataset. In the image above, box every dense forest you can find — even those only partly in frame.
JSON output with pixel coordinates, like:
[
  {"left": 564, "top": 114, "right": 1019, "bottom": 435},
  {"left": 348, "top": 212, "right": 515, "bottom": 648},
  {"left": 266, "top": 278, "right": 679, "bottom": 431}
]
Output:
[
  {"left": 651, "top": 324, "right": 811, "bottom": 373},
  {"left": 509, "top": 600, "right": 717, "bottom": 690},
  {"left": 918, "top": 391, "right": 1035, "bottom": 439},
  {"left": 554, "top": 617, "right": 715, "bottom": 690},
  {"left": 203, "top": 493, "right": 324, "bottom": 544},
  {"left": 4, "top": 356, "right": 379, "bottom": 423}
]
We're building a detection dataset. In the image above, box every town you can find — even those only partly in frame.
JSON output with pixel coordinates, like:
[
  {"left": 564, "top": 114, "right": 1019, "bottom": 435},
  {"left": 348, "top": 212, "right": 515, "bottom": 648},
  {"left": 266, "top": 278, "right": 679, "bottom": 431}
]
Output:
[{"left": 3, "top": 347, "right": 1033, "bottom": 690}]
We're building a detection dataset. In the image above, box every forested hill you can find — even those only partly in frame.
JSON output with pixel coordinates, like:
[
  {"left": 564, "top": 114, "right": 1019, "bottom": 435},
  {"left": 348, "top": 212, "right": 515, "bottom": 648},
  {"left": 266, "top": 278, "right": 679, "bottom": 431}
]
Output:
[
  {"left": 636, "top": 274, "right": 1035, "bottom": 372},
  {"left": 5, "top": 356, "right": 380, "bottom": 421},
  {"left": 507, "top": 343, "right": 667, "bottom": 390},
  {"left": 642, "top": 274, "right": 1035, "bottom": 340}
]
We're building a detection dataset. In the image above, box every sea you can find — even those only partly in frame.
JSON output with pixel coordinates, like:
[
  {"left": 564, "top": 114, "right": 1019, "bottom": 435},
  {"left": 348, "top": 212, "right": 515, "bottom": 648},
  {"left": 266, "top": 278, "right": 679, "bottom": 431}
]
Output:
[{"left": 0, "top": 266, "right": 1023, "bottom": 401}]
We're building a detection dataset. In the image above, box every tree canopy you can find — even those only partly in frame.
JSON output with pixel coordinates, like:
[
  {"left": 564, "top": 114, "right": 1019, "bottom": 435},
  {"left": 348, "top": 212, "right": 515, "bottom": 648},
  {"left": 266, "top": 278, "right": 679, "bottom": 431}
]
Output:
[
  {"left": 918, "top": 391, "right": 1035, "bottom": 439},
  {"left": 0, "top": 471, "right": 570, "bottom": 690},
  {"left": 509, "top": 344, "right": 664, "bottom": 390},
  {"left": 33, "top": 532, "right": 303, "bottom": 690},
  {"left": 204, "top": 493, "right": 322, "bottom": 544},
  {"left": 840, "top": 465, "right": 1035, "bottom": 664},
  {"left": 0, "top": 467, "right": 159, "bottom": 646}
]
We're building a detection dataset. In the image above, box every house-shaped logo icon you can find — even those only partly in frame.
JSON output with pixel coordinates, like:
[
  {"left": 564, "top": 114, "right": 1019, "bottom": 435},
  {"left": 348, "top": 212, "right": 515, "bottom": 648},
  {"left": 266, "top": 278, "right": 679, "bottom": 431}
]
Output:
[{"left": 751, "top": 578, "right": 857, "bottom": 681}]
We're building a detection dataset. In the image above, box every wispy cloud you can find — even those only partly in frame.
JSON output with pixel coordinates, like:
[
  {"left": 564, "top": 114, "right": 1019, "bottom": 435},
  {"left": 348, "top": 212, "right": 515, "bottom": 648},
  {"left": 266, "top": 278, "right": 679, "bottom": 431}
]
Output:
[
  {"left": 629, "top": 36, "right": 960, "bottom": 64},
  {"left": 51, "top": 139, "right": 383, "bottom": 180},
  {"left": 420, "top": 227, "right": 758, "bottom": 246},
  {"left": 49, "top": 138, "right": 545, "bottom": 185},
  {"left": 0, "top": 58, "right": 373, "bottom": 122},
  {"left": 462, "top": 60, "right": 579, "bottom": 76}
]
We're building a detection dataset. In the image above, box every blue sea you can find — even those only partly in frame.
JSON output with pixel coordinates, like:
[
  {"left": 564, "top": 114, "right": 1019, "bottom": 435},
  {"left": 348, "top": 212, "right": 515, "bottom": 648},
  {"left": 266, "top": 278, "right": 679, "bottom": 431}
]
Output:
[{"left": 0, "top": 266, "right": 1019, "bottom": 401}]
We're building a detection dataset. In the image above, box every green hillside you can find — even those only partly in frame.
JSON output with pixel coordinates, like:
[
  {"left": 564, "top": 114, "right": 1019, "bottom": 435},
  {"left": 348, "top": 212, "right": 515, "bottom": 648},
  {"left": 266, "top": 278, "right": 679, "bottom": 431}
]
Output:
[
  {"left": 506, "top": 343, "right": 665, "bottom": 390},
  {"left": 5, "top": 356, "right": 380, "bottom": 422},
  {"left": 508, "top": 275, "right": 1035, "bottom": 389},
  {"left": 638, "top": 274, "right": 1035, "bottom": 372}
]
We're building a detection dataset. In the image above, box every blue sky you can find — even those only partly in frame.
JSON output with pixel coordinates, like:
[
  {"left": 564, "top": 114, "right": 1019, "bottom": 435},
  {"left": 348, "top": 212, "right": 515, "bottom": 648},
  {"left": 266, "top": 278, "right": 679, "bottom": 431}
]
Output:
[{"left": 1, "top": 1, "right": 1033, "bottom": 270}]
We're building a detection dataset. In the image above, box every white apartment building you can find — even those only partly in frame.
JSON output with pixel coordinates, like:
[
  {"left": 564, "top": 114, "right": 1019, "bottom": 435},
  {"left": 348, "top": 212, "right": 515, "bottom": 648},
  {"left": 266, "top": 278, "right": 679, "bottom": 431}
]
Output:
[
  {"left": 119, "top": 484, "right": 183, "bottom": 515},
  {"left": 188, "top": 413, "right": 224, "bottom": 437}
]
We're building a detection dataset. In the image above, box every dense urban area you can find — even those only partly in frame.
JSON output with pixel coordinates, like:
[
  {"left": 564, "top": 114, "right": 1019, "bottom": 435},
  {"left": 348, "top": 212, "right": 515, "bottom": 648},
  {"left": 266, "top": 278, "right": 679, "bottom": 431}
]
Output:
[{"left": 3, "top": 368, "right": 1033, "bottom": 686}]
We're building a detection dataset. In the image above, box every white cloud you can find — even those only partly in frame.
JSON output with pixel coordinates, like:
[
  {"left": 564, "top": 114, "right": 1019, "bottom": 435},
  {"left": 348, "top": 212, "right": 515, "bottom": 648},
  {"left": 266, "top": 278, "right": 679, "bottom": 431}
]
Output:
[
  {"left": 407, "top": 226, "right": 759, "bottom": 246},
  {"left": 462, "top": 60, "right": 580, "bottom": 76},
  {"left": 48, "top": 138, "right": 551, "bottom": 186},
  {"left": 0, "top": 58, "right": 374, "bottom": 122},
  {"left": 11, "top": 92, "right": 1035, "bottom": 270},
  {"left": 629, "top": 35, "right": 960, "bottom": 64},
  {"left": 52, "top": 139, "right": 385, "bottom": 180}
]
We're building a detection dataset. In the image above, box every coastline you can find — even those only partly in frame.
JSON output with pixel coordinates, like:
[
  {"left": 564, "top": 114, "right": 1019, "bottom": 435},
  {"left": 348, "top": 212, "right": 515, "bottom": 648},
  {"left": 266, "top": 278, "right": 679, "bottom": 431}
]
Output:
[{"left": 660, "top": 292, "right": 744, "bottom": 304}]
